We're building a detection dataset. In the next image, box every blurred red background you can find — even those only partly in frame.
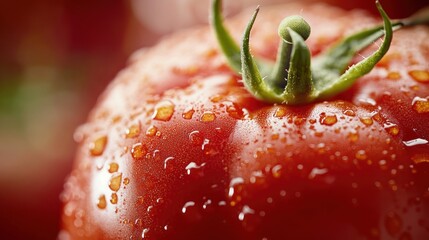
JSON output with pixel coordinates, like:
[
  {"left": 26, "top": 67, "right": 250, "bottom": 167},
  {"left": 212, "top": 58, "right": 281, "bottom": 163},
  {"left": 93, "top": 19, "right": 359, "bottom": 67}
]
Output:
[{"left": 0, "top": 0, "right": 427, "bottom": 239}]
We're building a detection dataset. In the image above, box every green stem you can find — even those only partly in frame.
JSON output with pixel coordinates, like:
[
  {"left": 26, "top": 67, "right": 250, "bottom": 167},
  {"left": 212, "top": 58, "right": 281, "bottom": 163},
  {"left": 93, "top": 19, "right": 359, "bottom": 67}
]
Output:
[
  {"left": 211, "top": 0, "right": 429, "bottom": 104},
  {"left": 269, "top": 16, "right": 311, "bottom": 90}
]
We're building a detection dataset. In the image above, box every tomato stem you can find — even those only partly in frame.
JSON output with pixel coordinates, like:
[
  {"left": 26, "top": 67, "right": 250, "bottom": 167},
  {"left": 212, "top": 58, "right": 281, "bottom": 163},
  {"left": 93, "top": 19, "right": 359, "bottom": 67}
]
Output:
[{"left": 212, "top": 0, "right": 429, "bottom": 104}]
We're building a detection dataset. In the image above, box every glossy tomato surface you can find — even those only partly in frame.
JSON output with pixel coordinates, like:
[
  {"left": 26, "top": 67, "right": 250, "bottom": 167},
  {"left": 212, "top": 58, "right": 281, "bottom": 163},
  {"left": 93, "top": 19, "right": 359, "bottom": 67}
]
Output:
[{"left": 60, "top": 2, "right": 429, "bottom": 239}]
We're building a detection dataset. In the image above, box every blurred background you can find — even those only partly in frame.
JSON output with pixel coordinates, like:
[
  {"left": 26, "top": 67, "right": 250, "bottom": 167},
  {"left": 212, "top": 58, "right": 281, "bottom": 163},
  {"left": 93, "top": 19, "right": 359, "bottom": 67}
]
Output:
[{"left": 0, "top": 0, "right": 427, "bottom": 239}]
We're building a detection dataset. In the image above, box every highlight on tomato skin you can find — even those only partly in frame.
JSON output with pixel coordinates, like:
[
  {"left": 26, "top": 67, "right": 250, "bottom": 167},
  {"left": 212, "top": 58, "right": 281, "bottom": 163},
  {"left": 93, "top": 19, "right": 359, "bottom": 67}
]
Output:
[{"left": 59, "top": 0, "right": 429, "bottom": 239}]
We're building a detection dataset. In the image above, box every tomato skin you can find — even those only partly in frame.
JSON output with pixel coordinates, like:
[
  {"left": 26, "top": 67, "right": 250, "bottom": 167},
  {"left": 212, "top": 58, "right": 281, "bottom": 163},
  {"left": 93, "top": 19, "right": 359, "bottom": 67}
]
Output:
[{"left": 60, "top": 2, "right": 429, "bottom": 240}]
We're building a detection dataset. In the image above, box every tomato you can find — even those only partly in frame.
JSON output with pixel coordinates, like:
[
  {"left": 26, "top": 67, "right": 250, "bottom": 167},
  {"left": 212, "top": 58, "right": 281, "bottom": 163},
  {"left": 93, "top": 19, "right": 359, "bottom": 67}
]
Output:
[{"left": 59, "top": 0, "right": 429, "bottom": 239}]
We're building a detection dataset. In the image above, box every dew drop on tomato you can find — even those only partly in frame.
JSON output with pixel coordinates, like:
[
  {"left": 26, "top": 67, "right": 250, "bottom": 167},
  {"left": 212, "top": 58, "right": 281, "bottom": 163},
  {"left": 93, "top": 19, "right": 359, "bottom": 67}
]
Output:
[
  {"left": 319, "top": 113, "right": 337, "bottom": 126},
  {"left": 110, "top": 192, "right": 118, "bottom": 204},
  {"left": 409, "top": 70, "right": 429, "bottom": 83},
  {"left": 387, "top": 71, "right": 401, "bottom": 80},
  {"left": 131, "top": 143, "right": 147, "bottom": 160},
  {"left": 89, "top": 135, "right": 108, "bottom": 156},
  {"left": 202, "top": 139, "right": 219, "bottom": 156},
  {"left": 238, "top": 205, "right": 255, "bottom": 221},
  {"left": 203, "top": 199, "right": 212, "bottom": 209},
  {"left": 164, "top": 157, "right": 175, "bottom": 171},
  {"left": 411, "top": 97, "right": 429, "bottom": 113},
  {"left": 134, "top": 218, "right": 143, "bottom": 227},
  {"left": 189, "top": 131, "right": 204, "bottom": 146},
  {"left": 109, "top": 172, "right": 122, "bottom": 192},
  {"left": 185, "top": 162, "right": 206, "bottom": 175},
  {"left": 181, "top": 201, "right": 196, "bottom": 214},
  {"left": 355, "top": 150, "right": 367, "bottom": 160},
  {"left": 274, "top": 107, "right": 287, "bottom": 118},
  {"left": 142, "top": 228, "right": 150, "bottom": 239},
  {"left": 308, "top": 167, "right": 328, "bottom": 179},
  {"left": 153, "top": 100, "right": 175, "bottom": 121},
  {"left": 360, "top": 117, "right": 374, "bottom": 126},
  {"left": 347, "top": 131, "right": 359, "bottom": 143},
  {"left": 411, "top": 154, "right": 429, "bottom": 164},
  {"left": 343, "top": 109, "right": 356, "bottom": 117},
  {"left": 403, "top": 138, "right": 429, "bottom": 147},
  {"left": 108, "top": 162, "right": 119, "bottom": 173},
  {"left": 250, "top": 170, "right": 265, "bottom": 185},
  {"left": 228, "top": 177, "right": 244, "bottom": 198},
  {"left": 226, "top": 102, "right": 244, "bottom": 119},
  {"left": 123, "top": 177, "right": 130, "bottom": 185},
  {"left": 271, "top": 164, "right": 282, "bottom": 178},
  {"left": 125, "top": 124, "right": 140, "bottom": 138},
  {"left": 200, "top": 111, "right": 216, "bottom": 122},
  {"left": 384, "top": 123, "right": 400, "bottom": 136},
  {"left": 182, "top": 107, "right": 195, "bottom": 119},
  {"left": 97, "top": 194, "right": 107, "bottom": 209},
  {"left": 146, "top": 125, "right": 158, "bottom": 137}
]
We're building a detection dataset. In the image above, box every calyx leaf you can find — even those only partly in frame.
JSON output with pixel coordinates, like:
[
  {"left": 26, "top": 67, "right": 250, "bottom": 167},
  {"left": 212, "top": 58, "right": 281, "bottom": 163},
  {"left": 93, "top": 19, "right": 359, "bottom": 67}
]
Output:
[{"left": 211, "top": 0, "right": 429, "bottom": 104}]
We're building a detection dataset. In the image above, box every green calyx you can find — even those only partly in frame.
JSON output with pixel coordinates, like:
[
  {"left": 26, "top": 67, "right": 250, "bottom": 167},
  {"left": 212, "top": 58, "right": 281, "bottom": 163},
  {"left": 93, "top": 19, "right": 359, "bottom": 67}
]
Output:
[{"left": 211, "top": 0, "right": 429, "bottom": 104}]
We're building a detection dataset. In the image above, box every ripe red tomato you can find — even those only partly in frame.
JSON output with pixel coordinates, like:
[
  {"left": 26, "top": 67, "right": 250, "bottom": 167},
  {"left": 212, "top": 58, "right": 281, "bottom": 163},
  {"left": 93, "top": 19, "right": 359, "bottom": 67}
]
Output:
[{"left": 60, "top": 1, "right": 429, "bottom": 239}]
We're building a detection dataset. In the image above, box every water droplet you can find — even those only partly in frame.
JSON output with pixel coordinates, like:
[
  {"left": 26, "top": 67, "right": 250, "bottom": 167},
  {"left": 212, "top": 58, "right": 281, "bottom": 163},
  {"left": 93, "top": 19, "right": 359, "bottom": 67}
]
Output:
[
  {"left": 185, "top": 162, "right": 206, "bottom": 175},
  {"left": 164, "top": 157, "right": 175, "bottom": 170},
  {"left": 271, "top": 165, "right": 282, "bottom": 178},
  {"left": 238, "top": 205, "right": 255, "bottom": 221},
  {"left": 202, "top": 139, "right": 219, "bottom": 156},
  {"left": 319, "top": 113, "right": 337, "bottom": 126},
  {"left": 153, "top": 100, "right": 175, "bottom": 121},
  {"left": 308, "top": 167, "right": 328, "bottom": 179},
  {"left": 136, "top": 196, "right": 144, "bottom": 205},
  {"left": 134, "top": 218, "right": 143, "bottom": 227},
  {"left": 294, "top": 117, "right": 305, "bottom": 125},
  {"left": 343, "top": 109, "right": 356, "bottom": 117},
  {"left": 411, "top": 97, "right": 429, "bottom": 113},
  {"left": 123, "top": 177, "right": 130, "bottom": 185},
  {"left": 109, "top": 172, "right": 122, "bottom": 192},
  {"left": 347, "top": 132, "right": 359, "bottom": 143},
  {"left": 189, "top": 131, "right": 204, "bottom": 146},
  {"left": 226, "top": 102, "right": 244, "bottom": 119},
  {"left": 108, "top": 162, "right": 119, "bottom": 173},
  {"left": 384, "top": 123, "right": 400, "bottom": 136},
  {"left": 200, "top": 111, "right": 216, "bottom": 122},
  {"left": 182, "top": 107, "right": 195, "bottom": 120},
  {"left": 97, "top": 194, "right": 107, "bottom": 209},
  {"left": 182, "top": 201, "right": 195, "bottom": 214},
  {"left": 125, "top": 124, "right": 140, "bottom": 138},
  {"left": 250, "top": 170, "right": 265, "bottom": 184},
  {"left": 146, "top": 125, "right": 158, "bottom": 137},
  {"left": 142, "top": 228, "right": 150, "bottom": 239},
  {"left": 412, "top": 154, "right": 429, "bottom": 164},
  {"left": 403, "top": 138, "right": 428, "bottom": 147},
  {"left": 409, "top": 70, "right": 429, "bottom": 83},
  {"left": 355, "top": 150, "right": 367, "bottom": 160},
  {"left": 131, "top": 143, "right": 147, "bottom": 160},
  {"left": 387, "top": 71, "right": 401, "bottom": 80},
  {"left": 274, "top": 107, "right": 287, "bottom": 118},
  {"left": 358, "top": 97, "right": 377, "bottom": 106},
  {"left": 228, "top": 177, "right": 244, "bottom": 198},
  {"left": 203, "top": 199, "right": 212, "bottom": 209},
  {"left": 360, "top": 117, "right": 373, "bottom": 126},
  {"left": 385, "top": 211, "right": 403, "bottom": 236},
  {"left": 110, "top": 193, "right": 118, "bottom": 204},
  {"left": 89, "top": 135, "right": 108, "bottom": 156}
]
